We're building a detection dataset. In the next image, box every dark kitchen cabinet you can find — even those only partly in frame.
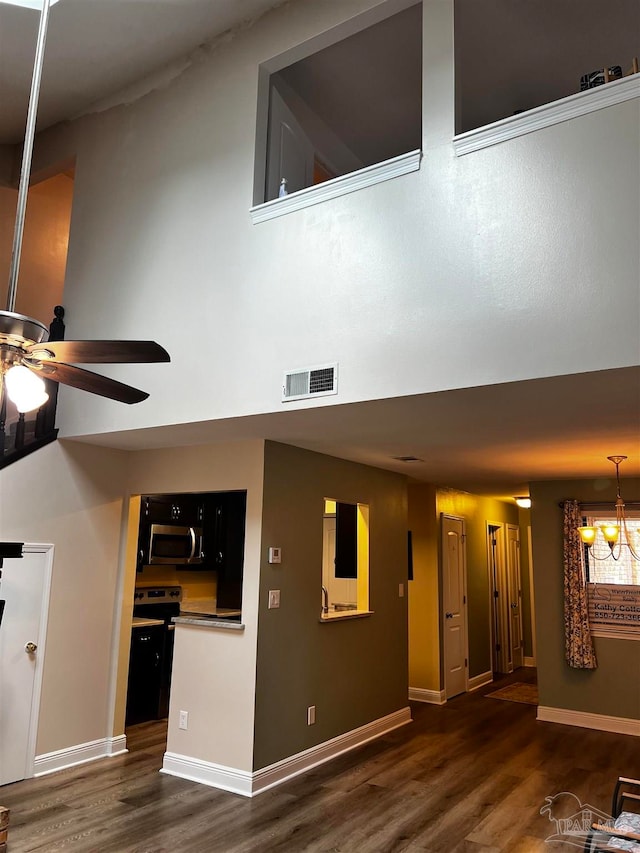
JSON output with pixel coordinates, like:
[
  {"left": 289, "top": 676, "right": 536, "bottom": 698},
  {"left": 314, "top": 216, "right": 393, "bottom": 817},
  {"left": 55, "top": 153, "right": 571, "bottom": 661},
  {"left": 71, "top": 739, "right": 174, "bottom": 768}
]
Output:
[
  {"left": 203, "top": 491, "right": 246, "bottom": 608},
  {"left": 140, "top": 494, "right": 203, "bottom": 526},
  {"left": 126, "top": 624, "right": 165, "bottom": 725}
]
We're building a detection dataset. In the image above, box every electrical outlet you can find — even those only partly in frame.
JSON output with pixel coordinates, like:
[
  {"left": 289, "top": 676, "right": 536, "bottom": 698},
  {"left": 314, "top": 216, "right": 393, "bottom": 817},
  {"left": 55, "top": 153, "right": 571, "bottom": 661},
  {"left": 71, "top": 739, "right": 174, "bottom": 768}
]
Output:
[
  {"left": 268, "top": 589, "right": 280, "bottom": 609},
  {"left": 307, "top": 705, "right": 316, "bottom": 725},
  {"left": 399, "top": 583, "right": 405, "bottom": 598},
  {"left": 179, "top": 710, "right": 189, "bottom": 730}
]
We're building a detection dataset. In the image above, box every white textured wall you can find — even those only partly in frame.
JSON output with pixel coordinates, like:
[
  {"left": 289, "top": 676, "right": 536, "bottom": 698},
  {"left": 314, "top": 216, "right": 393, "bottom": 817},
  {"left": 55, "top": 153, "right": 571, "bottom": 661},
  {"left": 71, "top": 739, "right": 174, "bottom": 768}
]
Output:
[
  {"left": 0, "top": 438, "right": 264, "bottom": 766},
  {"left": 125, "top": 441, "right": 265, "bottom": 772},
  {"left": 30, "top": 0, "right": 640, "bottom": 442},
  {"left": 0, "top": 440, "right": 129, "bottom": 755}
]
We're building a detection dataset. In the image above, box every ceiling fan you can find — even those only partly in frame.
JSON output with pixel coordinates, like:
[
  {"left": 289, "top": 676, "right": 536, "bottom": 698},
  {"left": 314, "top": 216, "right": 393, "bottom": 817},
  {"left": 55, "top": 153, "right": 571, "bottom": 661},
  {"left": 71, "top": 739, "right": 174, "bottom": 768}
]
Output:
[{"left": 0, "top": 0, "right": 169, "bottom": 414}]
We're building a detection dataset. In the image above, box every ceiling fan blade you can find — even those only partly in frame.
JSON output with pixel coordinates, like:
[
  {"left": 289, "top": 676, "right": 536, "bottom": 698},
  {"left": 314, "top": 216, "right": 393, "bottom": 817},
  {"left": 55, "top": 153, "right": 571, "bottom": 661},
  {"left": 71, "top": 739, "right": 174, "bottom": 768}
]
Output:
[
  {"left": 31, "top": 362, "right": 149, "bottom": 404},
  {"left": 25, "top": 340, "right": 170, "bottom": 364}
]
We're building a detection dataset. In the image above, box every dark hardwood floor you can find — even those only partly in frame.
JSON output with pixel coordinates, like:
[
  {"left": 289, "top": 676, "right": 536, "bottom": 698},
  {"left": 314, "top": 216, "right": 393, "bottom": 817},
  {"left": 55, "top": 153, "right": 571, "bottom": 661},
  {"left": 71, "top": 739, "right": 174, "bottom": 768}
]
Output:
[{"left": 2, "top": 669, "right": 638, "bottom": 852}]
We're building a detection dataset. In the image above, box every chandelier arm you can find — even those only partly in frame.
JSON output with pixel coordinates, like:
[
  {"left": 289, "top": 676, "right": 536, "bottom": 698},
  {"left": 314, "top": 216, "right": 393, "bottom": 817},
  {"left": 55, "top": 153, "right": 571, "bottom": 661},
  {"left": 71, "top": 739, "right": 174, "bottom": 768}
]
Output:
[
  {"left": 620, "top": 516, "right": 640, "bottom": 562},
  {"left": 6, "top": 0, "right": 52, "bottom": 313}
]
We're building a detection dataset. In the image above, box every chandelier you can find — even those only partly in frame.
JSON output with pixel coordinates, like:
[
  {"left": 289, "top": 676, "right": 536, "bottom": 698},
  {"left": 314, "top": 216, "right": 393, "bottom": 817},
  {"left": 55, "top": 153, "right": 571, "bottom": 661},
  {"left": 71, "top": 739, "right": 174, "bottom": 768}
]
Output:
[{"left": 578, "top": 456, "right": 640, "bottom": 561}]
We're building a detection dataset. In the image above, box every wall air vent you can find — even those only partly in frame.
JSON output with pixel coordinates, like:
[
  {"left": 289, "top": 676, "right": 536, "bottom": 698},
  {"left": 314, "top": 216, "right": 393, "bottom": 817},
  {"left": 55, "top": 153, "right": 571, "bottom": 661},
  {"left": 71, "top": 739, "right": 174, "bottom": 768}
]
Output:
[{"left": 282, "top": 363, "right": 338, "bottom": 402}]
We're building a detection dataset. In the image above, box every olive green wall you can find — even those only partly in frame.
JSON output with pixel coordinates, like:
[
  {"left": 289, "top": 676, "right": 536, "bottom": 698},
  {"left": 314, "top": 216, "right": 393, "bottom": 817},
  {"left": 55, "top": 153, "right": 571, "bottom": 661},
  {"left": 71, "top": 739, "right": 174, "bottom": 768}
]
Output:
[
  {"left": 518, "top": 509, "right": 534, "bottom": 659},
  {"left": 530, "top": 478, "right": 640, "bottom": 719},
  {"left": 253, "top": 442, "right": 409, "bottom": 771},
  {"left": 408, "top": 483, "right": 440, "bottom": 693},
  {"left": 436, "top": 489, "right": 519, "bottom": 679}
]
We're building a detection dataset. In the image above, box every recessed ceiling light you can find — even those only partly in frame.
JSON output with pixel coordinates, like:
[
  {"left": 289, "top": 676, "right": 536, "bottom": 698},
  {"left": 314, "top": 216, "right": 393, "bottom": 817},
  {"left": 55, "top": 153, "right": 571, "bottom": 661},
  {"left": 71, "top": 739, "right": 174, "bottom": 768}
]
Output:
[
  {"left": 0, "top": 0, "right": 60, "bottom": 8},
  {"left": 392, "top": 455, "right": 424, "bottom": 463}
]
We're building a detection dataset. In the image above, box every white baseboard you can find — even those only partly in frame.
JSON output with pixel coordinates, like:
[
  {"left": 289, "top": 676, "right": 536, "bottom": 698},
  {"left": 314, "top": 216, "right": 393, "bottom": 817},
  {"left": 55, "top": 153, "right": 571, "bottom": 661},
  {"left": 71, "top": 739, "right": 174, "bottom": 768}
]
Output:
[
  {"left": 408, "top": 687, "right": 446, "bottom": 705},
  {"left": 162, "top": 753, "right": 253, "bottom": 796},
  {"left": 537, "top": 706, "right": 640, "bottom": 737},
  {"left": 106, "top": 734, "right": 128, "bottom": 757},
  {"left": 162, "top": 706, "right": 412, "bottom": 798},
  {"left": 34, "top": 734, "right": 127, "bottom": 776},
  {"left": 524, "top": 657, "right": 536, "bottom": 667},
  {"left": 468, "top": 670, "right": 493, "bottom": 692}
]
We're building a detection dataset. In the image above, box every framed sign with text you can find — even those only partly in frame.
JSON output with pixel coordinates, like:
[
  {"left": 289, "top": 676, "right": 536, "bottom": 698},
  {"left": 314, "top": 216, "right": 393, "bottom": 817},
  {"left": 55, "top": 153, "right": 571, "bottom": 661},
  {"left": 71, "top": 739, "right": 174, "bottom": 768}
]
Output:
[{"left": 587, "top": 583, "right": 640, "bottom": 635}]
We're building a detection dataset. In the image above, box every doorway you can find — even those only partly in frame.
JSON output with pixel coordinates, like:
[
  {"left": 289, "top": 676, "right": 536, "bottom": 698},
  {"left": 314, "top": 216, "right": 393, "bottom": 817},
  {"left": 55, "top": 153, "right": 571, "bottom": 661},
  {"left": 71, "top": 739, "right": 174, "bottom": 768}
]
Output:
[
  {"left": 0, "top": 544, "right": 53, "bottom": 786},
  {"left": 442, "top": 515, "right": 468, "bottom": 699},
  {"left": 487, "top": 523, "right": 523, "bottom": 675}
]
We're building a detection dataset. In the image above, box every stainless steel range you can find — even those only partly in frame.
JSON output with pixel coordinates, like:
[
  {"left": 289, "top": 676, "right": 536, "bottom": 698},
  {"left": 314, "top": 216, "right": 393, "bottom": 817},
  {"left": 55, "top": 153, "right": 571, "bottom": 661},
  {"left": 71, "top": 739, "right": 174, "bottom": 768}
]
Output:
[{"left": 126, "top": 585, "right": 182, "bottom": 726}]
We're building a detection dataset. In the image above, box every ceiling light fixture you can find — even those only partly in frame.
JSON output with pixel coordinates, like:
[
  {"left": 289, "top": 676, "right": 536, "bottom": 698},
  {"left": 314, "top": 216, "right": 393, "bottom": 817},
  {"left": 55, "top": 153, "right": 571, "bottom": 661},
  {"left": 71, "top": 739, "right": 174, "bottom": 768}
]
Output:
[
  {"left": 514, "top": 496, "right": 532, "bottom": 509},
  {"left": 4, "top": 364, "right": 49, "bottom": 413},
  {"left": 578, "top": 456, "right": 639, "bottom": 561}
]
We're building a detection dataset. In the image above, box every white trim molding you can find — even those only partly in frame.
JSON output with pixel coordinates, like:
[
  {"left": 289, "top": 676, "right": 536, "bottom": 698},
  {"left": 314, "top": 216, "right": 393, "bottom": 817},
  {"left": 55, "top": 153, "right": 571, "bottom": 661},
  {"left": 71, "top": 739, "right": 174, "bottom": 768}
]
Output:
[
  {"left": 453, "top": 74, "right": 640, "bottom": 157},
  {"left": 162, "top": 706, "right": 412, "bottom": 797},
  {"left": 34, "top": 736, "right": 127, "bottom": 776},
  {"left": 409, "top": 687, "right": 446, "bottom": 705},
  {"left": 537, "top": 706, "right": 640, "bottom": 737},
  {"left": 162, "top": 753, "right": 253, "bottom": 797},
  {"left": 106, "top": 735, "right": 128, "bottom": 757},
  {"left": 468, "top": 671, "right": 493, "bottom": 692},
  {"left": 250, "top": 149, "right": 422, "bottom": 224}
]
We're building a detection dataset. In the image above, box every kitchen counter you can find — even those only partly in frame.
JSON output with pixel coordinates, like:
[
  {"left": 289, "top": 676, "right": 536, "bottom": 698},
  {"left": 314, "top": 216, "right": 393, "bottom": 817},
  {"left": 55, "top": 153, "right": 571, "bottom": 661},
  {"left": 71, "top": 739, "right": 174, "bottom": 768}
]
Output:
[
  {"left": 179, "top": 597, "right": 241, "bottom": 619},
  {"left": 132, "top": 616, "right": 165, "bottom": 628},
  {"left": 172, "top": 615, "right": 244, "bottom": 630}
]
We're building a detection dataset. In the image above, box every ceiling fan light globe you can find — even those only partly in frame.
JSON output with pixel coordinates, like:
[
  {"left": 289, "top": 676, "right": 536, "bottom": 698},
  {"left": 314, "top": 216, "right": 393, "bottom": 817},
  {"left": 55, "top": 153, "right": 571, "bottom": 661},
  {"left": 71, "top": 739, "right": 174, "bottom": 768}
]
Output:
[{"left": 5, "top": 365, "right": 49, "bottom": 413}]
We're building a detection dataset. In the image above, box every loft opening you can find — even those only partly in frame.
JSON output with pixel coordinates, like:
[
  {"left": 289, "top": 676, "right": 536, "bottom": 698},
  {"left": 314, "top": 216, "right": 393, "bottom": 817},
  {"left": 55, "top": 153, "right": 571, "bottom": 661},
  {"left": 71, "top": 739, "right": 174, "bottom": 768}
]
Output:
[{"left": 253, "top": 0, "right": 422, "bottom": 208}]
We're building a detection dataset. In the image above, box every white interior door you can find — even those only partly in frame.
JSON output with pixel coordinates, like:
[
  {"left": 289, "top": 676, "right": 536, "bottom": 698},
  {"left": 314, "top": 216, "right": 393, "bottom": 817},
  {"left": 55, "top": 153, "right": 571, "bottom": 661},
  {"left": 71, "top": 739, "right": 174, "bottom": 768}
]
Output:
[
  {"left": 0, "top": 545, "right": 52, "bottom": 786},
  {"left": 488, "top": 523, "right": 511, "bottom": 675},
  {"left": 266, "top": 87, "right": 314, "bottom": 200},
  {"left": 507, "top": 525, "right": 523, "bottom": 670},
  {"left": 442, "top": 515, "right": 467, "bottom": 699}
]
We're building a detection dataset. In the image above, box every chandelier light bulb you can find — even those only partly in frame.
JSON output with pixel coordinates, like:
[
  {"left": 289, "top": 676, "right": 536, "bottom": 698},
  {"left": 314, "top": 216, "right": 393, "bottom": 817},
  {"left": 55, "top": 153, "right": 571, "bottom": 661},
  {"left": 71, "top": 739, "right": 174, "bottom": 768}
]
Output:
[
  {"left": 578, "top": 526, "right": 597, "bottom": 547},
  {"left": 600, "top": 523, "right": 620, "bottom": 547},
  {"left": 4, "top": 364, "right": 49, "bottom": 413}
]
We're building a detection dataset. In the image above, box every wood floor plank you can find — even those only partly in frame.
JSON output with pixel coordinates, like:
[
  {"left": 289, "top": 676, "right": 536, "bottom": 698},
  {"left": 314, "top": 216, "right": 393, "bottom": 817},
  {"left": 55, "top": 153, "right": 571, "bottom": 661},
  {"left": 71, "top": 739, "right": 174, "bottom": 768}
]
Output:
[{"left": 2, "top": 669, "right": 639, "bottom": 853}]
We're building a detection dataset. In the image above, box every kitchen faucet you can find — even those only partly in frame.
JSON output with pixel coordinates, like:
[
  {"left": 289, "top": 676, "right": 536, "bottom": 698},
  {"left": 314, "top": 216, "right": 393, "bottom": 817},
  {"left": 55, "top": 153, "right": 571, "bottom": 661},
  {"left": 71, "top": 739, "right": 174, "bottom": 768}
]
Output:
[{"left": 321, "top": 585, "right": 329, "bottom": 614}]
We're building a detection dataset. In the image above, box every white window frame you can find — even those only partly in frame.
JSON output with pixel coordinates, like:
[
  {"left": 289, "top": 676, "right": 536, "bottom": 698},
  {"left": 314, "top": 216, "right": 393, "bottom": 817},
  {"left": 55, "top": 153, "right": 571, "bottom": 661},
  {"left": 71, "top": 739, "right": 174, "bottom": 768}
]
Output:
[{"left": 585, "top": 510, "right": 640, "bottom": 639}]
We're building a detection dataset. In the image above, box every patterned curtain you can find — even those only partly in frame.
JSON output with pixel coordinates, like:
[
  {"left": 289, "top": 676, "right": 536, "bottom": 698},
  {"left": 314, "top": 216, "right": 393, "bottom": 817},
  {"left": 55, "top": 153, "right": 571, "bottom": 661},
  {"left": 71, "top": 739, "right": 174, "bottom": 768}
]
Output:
[{"left": 563, "top": 500, "right": 597, "bottom": 669}]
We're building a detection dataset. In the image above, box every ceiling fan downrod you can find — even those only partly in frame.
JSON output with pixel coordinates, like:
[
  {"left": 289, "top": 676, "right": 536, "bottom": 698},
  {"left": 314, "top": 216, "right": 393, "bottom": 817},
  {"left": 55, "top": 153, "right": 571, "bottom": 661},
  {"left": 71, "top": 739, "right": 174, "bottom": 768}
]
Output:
[{"left": 5, "top": 0, "right": 52, "bottom": 314}]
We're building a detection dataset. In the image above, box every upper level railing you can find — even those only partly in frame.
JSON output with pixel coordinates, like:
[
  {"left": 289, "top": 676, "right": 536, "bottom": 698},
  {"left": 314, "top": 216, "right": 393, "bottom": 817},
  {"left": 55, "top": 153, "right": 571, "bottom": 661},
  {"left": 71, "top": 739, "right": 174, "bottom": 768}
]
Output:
[{"left": 0, "top": 306, "right": 65, "bottom": 469}]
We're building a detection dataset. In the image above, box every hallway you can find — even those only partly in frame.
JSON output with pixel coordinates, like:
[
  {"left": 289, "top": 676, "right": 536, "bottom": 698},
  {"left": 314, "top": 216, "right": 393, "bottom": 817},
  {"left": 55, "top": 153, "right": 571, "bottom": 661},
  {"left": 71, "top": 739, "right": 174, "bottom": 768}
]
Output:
[{"left": 2, "top": 670, "right": 638, "bottom": 852}]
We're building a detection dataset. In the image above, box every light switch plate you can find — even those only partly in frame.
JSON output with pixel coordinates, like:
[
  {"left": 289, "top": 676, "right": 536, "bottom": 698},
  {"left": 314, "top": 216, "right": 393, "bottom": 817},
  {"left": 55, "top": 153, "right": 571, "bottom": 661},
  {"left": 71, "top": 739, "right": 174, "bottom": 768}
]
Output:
[
  {"left": 268, "top": 589, "right": 280, "bottom": 609},
  {"left": 399, "top": 583, "right": 405, "bottom": 598},
  {"left": 268, "top": 546, "right": 282, "bottom": 564}
]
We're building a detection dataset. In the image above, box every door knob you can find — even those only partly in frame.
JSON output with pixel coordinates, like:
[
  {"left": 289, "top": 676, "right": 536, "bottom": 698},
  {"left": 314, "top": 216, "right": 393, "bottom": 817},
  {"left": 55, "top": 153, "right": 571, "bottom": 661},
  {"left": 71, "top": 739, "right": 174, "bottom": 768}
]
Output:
[
  {"left": 25, "top": 642, "right": 37, "bottom": 654},
  {"left": 445, "top": 612, "right": 453, "bottom": 619}
]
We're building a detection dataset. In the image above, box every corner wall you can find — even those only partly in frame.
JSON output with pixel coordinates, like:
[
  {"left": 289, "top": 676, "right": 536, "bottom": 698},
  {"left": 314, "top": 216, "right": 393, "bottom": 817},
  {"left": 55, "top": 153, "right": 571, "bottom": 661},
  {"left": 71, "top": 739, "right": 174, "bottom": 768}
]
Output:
[
  {"left": 124, "top": 440, "right": 265, "bottom": 772},
  {"left": 436, "top": 489, "right": 519, "bottom": 679},
  {"left": 253, "top": 442, "right": 408, "bottom": 771},
  {"left": 0, "top": 440, "right": 129, "bottom": 755},
  {"left": 530, "top": 477, "right": 640, "bottom": 721},
  {"left": 408, "top": 482, "right": 440, "bottom": 694}
]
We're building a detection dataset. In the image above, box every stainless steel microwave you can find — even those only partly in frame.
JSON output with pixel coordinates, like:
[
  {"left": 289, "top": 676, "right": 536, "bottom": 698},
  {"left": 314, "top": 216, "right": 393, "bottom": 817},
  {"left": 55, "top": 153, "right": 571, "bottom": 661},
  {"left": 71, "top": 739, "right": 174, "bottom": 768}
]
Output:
[{"left": 148, "top": 523, "right": 204, "bottom": 565}]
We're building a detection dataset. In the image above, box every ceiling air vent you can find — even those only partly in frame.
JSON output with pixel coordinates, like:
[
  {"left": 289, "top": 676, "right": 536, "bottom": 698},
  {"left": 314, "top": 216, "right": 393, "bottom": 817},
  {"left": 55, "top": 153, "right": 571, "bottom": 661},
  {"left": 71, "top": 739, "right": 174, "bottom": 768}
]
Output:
[{"left": 282, "top": 363, "right": 338, "bottom": 402}]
